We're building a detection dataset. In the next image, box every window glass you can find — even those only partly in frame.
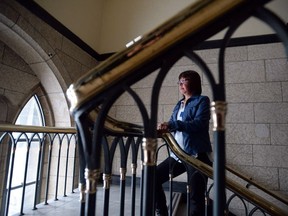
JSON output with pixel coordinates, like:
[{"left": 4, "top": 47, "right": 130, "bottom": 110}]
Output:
[
  {"left": 7, "top": 95, "right": 45, "bottom": 215},
  {"left": 16, "top": 95, "right": 45, "bottom": 126}
]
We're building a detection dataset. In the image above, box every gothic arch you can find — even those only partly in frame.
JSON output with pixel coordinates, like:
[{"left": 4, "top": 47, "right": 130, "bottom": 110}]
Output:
[{"left": 0, "top": 14, "right": 72, "bottom": 127}]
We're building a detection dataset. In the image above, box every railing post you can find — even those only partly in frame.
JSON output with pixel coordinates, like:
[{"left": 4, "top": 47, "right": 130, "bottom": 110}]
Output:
[
  {"left": 84, "top": 168, "right": 100, "bottom": 216},
  {"left": 141, "top": 137, "right": 157, "bottom": 216},
  {"left": 211, "top": 101, "right": 227, "bottom": 215},
  {"left": 103, "top": 173, "right": 111, "bottom": 216},
  {"left": 79, "top": 183, "right": 86, "bottom": 216}
]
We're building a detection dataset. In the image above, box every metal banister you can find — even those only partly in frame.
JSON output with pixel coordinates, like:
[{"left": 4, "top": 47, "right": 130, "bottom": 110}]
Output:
[
  {"left": 161, "top": 132, "right": 288, "bottom": 216},
  {"left": 64, "top": 0, "right": 288, "bottom": 215},
  {"left": 88, "top": 109, "right": 143, "bottom": 136},
  {"left": 66, "top": 0, "right": 270, "bottom": 114},
  {"left": 225, "top": 165, "right": 288, "bottom": 206},
  {"left": 0, "top": 124, "right": 76, "bottom": 133}
]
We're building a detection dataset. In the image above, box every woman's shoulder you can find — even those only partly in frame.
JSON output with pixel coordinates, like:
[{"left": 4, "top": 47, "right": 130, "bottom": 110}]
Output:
[
  {"left": 190, "top": 95, "right": 210, "bottom": 103},
  {"left": 199, "top": 95, "right": 210, "bottom": 102},
  {"left": 185, "top": 95, "right": 209, "bottom": 108}
]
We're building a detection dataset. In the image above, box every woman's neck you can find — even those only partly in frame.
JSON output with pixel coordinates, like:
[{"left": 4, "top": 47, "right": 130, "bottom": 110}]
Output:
[{"left": 183, "top": 94, "right": 192, "bottom": 103}]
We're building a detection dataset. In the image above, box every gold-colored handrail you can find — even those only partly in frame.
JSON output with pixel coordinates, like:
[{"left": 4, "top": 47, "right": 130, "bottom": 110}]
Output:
[
  {"left": 225, "top": 165, "right": 288, "bottom": 206},
  {"left": 0, "top": 124, "right": 76, "bottom": 133},
  {"left": 161, "top": 132, "right": 288, "bottom": 216},
  {"left": 88, "top": 109, "right": 143, "bottom": 136},
  {"left": 0, "top": 109, "right": 143, "bottom": 136},
  {"left": 67, "top": 0, "right": 257, "bottom": 112}
]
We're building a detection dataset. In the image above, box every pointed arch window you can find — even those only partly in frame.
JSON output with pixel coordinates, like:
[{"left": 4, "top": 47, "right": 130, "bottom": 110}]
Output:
[
  {"left": 7, "top": 95, "right": 45, "bottom": 215},
  {"left": 16, "top": 95, "right": 45, "bottom": 126}
]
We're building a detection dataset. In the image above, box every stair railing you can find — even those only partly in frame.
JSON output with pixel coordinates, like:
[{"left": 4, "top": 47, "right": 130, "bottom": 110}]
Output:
[
  {"left": 66, "top": 0, "right": 288, "bottom": 215},
  {"left": 89, "top": 108, "right": 288, "bottom": 215},
  {"left": 161, "top": 132, "right": 288, "bottom": 216},
  {"left": 88, "top": 111, "right": 288, "bottom": 215}
]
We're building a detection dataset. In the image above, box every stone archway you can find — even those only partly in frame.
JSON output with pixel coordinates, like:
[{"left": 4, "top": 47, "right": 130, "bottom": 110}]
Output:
[{"left": 0, "top": 15, "right": 72, "bottom": 127}]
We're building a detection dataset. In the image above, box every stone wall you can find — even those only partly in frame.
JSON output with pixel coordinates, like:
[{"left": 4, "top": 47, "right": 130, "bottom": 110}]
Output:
[
  {"left": 110, "top": 42, "right": 288, "bottom": 208},
  {"left": 0, "top": 0, "right": 99, "bottom": 126},
  {"left": 0, "top": 0, "right": 98, "bottom": 209}
]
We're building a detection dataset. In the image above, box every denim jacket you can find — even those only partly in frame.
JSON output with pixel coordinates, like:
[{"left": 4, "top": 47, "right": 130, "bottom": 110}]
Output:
[{"left": 168, "top": 95, "right": 212, "bottom": 156}]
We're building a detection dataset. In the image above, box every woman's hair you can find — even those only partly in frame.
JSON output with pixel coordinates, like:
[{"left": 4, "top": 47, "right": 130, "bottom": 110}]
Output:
[{"left": 178, "top": 70, "right": 202, "bottom": 95}]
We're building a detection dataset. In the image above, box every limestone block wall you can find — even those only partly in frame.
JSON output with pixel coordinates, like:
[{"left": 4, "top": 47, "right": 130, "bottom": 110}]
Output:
[
  {"left": 0, "top": 0, "right": 99, "bottom": 126},
  {"left": 0, "top": 0, "right": 98, "bottom": 207},
  {"left": 110, "top": 42, "right": 288, "bottom": 205}
]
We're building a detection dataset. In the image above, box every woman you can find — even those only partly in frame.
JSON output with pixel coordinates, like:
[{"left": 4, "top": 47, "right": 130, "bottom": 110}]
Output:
[{"left": 156, "top": 70, "right": 212, "bottom": 216}]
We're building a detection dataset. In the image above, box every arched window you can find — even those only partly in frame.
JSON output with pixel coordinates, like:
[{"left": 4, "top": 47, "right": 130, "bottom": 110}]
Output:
[
  {"left": 8, "top": 95, "right": 45, "bottom": 215},
  {"left": 16, "top": 95, "right": 45, "bottom": 126}
]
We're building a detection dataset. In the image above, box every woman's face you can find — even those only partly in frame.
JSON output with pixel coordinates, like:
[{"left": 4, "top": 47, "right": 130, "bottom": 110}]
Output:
[{"left": 178, "top": 77, "right": 192, "bottom": 96}]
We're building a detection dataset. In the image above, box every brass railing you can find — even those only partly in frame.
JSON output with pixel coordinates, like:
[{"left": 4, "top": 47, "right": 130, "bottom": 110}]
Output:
[
  {"left": 162, "top": 132, "right": 288, "bottom": 216},
  {"left": 82, "top": 112, "right": 288, "bottom": 215},
  {"left": 65, "top": 0, "right": 288, "bottom": 215},
  {"left": 0, "top": 124, "right": 78, "bottom": 216}
]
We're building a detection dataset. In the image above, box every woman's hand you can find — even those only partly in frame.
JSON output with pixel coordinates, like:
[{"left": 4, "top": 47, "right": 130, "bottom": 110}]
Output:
[{"left": 157, "top": 122, "right": 169, "bottom": 134}]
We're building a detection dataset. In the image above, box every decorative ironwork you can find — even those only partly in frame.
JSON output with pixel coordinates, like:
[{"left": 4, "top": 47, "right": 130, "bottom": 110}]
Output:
[
  {"left": 0, "top": 125, "right": 77, "bottom": 215},
  {"left": 103, "top": 174, "right": 111, "bottom": 189},
  {"left": 142, "top": 138, "right": 158, "bottom": 166},
  {"left": 131, "top": 163, "right": 137, "bottom": 175},
  {"left": 64, "top": 0, "right": 288, "bottom": 215},
  {"left": 120, "top": 168, "right": 126, "bottom": 181},
  {"left": 211, "top": 101, "right": 227, "bottom": 131},
  {"left": 79, "top": 183, "right": 86, "bottom": 203},
  {"left": 85, "top": 168, "right": 101, "bottom": 194}
]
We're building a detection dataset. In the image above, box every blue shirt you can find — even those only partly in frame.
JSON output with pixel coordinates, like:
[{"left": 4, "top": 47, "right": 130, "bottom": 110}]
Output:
[{"left": 168, "top": 95, "right": 212, "bottom": 156}]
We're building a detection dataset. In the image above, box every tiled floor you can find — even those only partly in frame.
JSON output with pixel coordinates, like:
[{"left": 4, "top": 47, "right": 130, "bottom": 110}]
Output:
[
  {"left": 10, "top": 186, "right": 183, "bottom": 216},
  {"left": 11, "top": 189, "right": 81, "bottom": 216}
]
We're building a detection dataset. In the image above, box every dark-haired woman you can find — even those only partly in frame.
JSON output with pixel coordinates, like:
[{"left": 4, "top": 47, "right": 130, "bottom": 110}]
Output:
[{"left": 156, "top": 70, "right": 212, "bottom": 216}]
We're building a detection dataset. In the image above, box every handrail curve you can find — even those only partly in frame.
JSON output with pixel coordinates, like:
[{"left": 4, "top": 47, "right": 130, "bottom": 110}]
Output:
[
  {"left": 88, "top": 109, "right": 143, "bottom": 136},
  {"left": 161, "top": 132, "right": 288, "bottom": 216},
  {"left": 225, "top": 165, "right": 288, "bottom": 206},
  {"left": 66, "top": 0, "right": 265, "bottom": 113}
]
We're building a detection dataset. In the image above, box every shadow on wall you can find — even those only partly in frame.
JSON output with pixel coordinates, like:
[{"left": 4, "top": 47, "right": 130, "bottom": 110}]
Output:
[{"left": 0, "top": 96, "right": 9, "bottom": 124}]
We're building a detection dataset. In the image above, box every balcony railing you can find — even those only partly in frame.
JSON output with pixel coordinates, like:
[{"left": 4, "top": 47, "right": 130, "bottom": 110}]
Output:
[{"left": 0, "top": 125, "right": 78, "bottom": 216}]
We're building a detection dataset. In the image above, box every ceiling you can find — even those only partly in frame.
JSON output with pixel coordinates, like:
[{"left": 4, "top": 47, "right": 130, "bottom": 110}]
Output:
[{"left": 27, "top": 0, "right": 288, "bottom": 54}]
